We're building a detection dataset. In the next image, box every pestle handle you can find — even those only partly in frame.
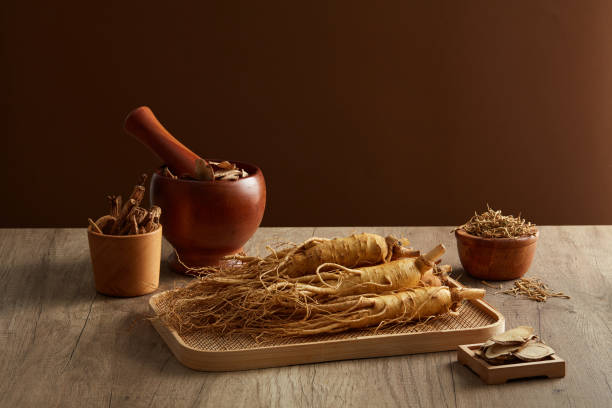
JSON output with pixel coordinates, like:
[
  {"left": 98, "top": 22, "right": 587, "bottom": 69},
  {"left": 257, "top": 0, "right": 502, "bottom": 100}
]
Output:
[{"left": 124, "top": 106, "right": 201, "bottom": 177}]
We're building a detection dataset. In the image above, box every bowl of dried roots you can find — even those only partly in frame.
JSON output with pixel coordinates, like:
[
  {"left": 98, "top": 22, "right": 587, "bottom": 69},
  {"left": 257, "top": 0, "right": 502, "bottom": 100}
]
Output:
[{"left": 453, "top": 206, "right": 538, "bottom": 280}]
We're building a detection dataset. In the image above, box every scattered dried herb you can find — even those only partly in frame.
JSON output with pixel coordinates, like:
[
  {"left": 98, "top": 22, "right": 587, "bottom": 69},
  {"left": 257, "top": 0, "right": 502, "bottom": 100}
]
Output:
[
  {"left": 453, "top": 205, "right": 537, "bottom": 238},
  {"left": 481, "top": 280, "right": 502, "bottom": 290},
  {"left": 498, "top": 277, "right": 570, "bottom": 302}
]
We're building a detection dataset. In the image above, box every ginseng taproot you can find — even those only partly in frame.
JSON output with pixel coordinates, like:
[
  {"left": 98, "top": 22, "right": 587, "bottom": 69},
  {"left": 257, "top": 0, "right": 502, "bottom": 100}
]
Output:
[
  {"left": 275, "top": 233, "right": 415, "bottom": 277},
  {"left": 268, "top": 244, "right": 446, "bottom": 297}
]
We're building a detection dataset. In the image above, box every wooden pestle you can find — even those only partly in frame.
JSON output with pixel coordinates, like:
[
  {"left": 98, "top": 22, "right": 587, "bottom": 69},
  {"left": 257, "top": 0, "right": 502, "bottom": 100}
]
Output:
[{"left": 124, "top": 106, "right": 201, "bottom": 177}]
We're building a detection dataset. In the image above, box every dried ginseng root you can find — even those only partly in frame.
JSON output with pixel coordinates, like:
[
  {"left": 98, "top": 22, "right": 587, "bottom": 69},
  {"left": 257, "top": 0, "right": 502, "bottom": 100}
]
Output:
[
  {"left": 87, "top": 174, "right": 162, "bottom": 236},
  {"left": 265, "top": 244, "right": 446, "bottom": 298},
  {"left": 452, "top": 205, "right": 537, "bottom": 238},
  {"left": 477, "top": 326, "right": 556, "bottom": 365}
]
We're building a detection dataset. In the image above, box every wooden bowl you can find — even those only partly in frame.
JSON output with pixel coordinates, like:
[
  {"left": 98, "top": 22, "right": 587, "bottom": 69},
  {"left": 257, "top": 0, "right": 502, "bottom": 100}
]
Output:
[
  {"left": 150, "top": 161, "right": 266, "bottom": 273},
  {"left": 87, "top": 226, "right": 162, "bottom": 296},
  {"left": 454, "top": 229, "right": 539, "bottom": 281}
]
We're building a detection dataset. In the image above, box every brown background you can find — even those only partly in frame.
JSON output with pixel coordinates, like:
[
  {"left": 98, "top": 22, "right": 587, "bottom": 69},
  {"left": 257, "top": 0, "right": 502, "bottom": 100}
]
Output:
[{"left": 2, "top": 1, "right": 611, "bottom": 227}]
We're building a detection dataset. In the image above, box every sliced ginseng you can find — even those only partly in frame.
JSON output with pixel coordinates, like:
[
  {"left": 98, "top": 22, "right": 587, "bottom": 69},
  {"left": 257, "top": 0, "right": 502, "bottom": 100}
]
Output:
[
  {"left": 490, "top": 325, "right": 535, "bottom": 346},
  {"left": 513, "top": 341, "right": 555, "bottom": 362},
  {"left": 194, "top": 158, "right": 215, "bottom": 181},
  {"left": 480, "top": 339, "right": 495, "bottom": 350},
  {"left": 484, "top": 343, "right": 523, "bottom": 360}
]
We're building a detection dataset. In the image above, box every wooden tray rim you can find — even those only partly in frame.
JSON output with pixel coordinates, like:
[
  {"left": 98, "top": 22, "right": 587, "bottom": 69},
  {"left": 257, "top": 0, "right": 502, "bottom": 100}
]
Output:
[{"left": 149, "top": 278, "right": 505, "bottom": 355}]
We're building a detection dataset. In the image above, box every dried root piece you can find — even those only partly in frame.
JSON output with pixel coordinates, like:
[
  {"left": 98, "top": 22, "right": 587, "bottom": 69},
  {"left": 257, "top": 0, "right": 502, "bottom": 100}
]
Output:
[
  {"left": 107, "top": 195, "right": 122, "bottom": 218},
  {"left": 216, "top": 160, "right": 235, "bottom": 170},
  {"left": 194, "top": 158, "right": 215, "bottom": 181},
  {"left": 88, "top": 218, "right": 102, "bottom": 233},
  {"left": 144, "top": 206, "right": 162, "bottom": 233},
  {"left": 162, "top": 167, "right": 178, "bottom": 179},
  {"left": 130, "top": 214, "right": 139, "bottom": 235},
  {"left": 127, "top": 176, "right": 146, "bottom": 206},
  {"left": 113, "top": 199, "right": 136, "bottom": 234},
  {"left": 95, "top": 215, "right": 116, "bottom": 234}
]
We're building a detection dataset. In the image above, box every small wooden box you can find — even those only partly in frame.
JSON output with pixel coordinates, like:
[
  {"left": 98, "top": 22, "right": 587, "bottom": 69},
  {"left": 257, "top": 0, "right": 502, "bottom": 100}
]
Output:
[{"left": 457, "top": 343, "right": 565, "bottom": 385}]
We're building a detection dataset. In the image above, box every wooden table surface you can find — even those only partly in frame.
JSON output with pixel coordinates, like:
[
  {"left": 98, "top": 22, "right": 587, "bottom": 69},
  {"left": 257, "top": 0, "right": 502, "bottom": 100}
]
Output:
[{"left": 1, "top": 227, "right": 611, "bottom": 407}]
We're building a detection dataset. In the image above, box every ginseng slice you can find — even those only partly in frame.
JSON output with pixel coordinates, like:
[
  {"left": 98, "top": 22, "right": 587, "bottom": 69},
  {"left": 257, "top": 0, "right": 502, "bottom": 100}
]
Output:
[
  {"left": 484, "top": 343, "right": 523, "bottom": 360},
  {"left": 514, "top": 342, "right": 555, "bottom": 361},
  {"left": 491, "top": 325, "right": 535, "bottom": 345},
  {"left": 481, "top": 339, "right": 495, "bottom": 350}
]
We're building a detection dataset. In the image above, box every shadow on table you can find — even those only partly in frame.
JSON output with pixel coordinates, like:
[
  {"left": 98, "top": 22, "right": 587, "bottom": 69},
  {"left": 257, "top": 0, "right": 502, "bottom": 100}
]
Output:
[{"left": 104, "top": 259, "right": 202, "bottom": 377}]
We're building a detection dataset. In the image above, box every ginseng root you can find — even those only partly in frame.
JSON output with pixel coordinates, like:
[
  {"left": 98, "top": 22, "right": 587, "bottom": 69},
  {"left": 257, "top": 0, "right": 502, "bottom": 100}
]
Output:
[
  {"left": 177, "top": 233, "right": 417, "bottom": 279},
  {"left": 277, "top": 233, "right": 412, "bottom": 277},
  {"left": 269, "top": 244, "right": 446, "bottom": 297},
  {"left": 268, "top": 287, "right": 485, "bottom": 336}
]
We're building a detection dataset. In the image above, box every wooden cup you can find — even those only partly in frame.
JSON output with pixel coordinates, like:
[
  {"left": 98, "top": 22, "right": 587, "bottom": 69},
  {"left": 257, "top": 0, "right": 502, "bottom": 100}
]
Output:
[{"left": 87, "top": 226, "right": 162, "bottom": 297}]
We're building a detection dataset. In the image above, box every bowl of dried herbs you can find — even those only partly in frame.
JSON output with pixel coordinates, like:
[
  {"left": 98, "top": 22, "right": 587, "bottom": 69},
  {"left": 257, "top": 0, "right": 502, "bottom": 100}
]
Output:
[{"left": 453, "top": 206, "right": 538, "bottom": 280}]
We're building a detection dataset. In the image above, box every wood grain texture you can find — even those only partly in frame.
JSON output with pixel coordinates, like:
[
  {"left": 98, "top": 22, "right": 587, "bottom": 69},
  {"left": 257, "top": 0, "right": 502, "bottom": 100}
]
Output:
[{"left": 0, "top": 226, "right": 611, "bottom": 407}]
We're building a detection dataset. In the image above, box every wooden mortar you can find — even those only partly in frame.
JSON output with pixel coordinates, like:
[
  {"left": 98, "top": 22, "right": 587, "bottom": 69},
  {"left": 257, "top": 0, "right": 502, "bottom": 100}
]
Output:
[
  {"left": 124, "top": 106, "right": 266, "bottom": 273},
  {"left": 150, "top": 162, "right": 266, "bottom": 272}
]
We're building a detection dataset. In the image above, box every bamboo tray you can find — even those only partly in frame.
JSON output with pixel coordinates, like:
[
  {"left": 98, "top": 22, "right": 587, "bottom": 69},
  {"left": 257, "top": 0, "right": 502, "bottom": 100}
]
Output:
[{"left": 149, "top": 278, "right": 505, "bottom": 371}]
